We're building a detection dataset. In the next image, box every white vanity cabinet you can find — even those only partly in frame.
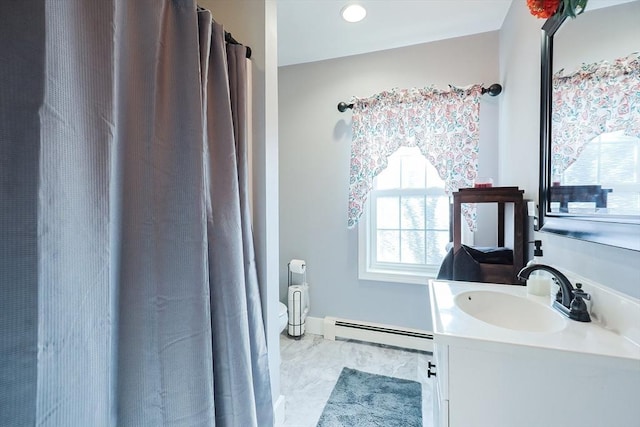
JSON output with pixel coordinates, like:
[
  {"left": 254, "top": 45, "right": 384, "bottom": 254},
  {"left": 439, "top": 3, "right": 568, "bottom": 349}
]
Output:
[
  {"left": 431, "top": 337, "right": 640, "bottom": 427},
  {"left": 429, "top": 280, "right": 640, "bottom": 427}
]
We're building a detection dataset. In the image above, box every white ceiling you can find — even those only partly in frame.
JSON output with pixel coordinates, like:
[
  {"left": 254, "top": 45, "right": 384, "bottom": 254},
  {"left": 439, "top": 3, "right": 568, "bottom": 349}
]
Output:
[{"left": 277, "top": 0, "right": 514, "bottom": 66}]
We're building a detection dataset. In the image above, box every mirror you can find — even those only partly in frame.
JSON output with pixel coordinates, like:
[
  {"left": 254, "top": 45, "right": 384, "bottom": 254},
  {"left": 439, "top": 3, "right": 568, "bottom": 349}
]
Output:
[{"left": 539, "top": 0, "right": 640, "bottom": 251}]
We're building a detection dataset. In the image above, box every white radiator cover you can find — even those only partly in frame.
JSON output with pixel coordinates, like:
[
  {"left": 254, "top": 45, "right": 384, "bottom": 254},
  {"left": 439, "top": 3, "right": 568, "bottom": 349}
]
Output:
[{"left": 321, "top": 316, "right": 433, "bottom": 352}]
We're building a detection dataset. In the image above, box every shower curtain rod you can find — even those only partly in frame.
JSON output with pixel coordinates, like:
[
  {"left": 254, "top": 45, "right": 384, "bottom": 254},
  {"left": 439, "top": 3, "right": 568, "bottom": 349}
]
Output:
[
  {"left": 197, "top": 5, "right": 252, "bottom": 59},
  {"left": 337, "top": 83, "right": 503, "bottom": 112}
]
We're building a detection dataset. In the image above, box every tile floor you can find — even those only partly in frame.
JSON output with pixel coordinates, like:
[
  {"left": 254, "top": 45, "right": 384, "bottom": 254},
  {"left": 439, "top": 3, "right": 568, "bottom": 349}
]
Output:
[{"left": 279, "top": 333, "right": 433, "bottom": 427}]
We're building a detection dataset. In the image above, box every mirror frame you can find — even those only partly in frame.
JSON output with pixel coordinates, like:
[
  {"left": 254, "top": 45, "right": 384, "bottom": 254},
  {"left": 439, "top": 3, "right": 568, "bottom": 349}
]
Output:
[{"left": 538, "top": 14, "right": 640, "bottom": 252}]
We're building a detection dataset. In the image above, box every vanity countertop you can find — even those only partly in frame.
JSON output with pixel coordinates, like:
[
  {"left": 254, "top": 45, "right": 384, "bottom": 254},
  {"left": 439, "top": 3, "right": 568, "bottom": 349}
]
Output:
[{"left": 429, "top": 279, "right": 640, "bottom": 365}]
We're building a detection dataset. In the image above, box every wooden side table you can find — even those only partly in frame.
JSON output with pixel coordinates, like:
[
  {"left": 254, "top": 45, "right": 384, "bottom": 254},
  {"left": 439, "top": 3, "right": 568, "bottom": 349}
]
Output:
[{"left": 452, "top": 186, "right": 525, "bottom": 284}]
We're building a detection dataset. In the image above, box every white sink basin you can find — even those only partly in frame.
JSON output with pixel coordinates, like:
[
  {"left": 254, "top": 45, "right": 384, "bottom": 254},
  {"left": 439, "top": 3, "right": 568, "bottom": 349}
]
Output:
[
  {"left": 454, "top": 290, "right": 566, "bottom": 332},
  {"left": 431, "top": 280, "right": 640, "bottom": 364}
]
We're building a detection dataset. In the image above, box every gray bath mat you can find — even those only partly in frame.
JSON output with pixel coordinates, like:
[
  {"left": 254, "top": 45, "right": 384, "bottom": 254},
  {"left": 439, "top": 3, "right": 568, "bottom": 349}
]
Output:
[{"left": 316, "top": 367, "right": 422, "bottom": 427}]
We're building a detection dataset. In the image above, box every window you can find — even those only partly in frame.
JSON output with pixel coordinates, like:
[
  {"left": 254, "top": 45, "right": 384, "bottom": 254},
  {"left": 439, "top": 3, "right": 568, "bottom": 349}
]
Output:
[
  {"left": 562, "top": 131, "right": 640, "bottom": 215},
  {"left": 359, "top": 146, "right": 450, "bottom": 284}
]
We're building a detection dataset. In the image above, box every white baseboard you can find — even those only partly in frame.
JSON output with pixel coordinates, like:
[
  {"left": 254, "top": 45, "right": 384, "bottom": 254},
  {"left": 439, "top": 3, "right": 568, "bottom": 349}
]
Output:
[
  {"left": 273, "top": 394, "right": 285, "bottom": 426},
  {"left": 305, "top": 316, "right": 324, "bottom": 335}
]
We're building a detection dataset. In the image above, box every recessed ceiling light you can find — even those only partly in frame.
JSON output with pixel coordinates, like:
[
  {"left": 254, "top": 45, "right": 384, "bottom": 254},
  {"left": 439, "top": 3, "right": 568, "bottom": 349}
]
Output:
[{"left": 341, "top": 4, "right": 367, "bottom": 23}]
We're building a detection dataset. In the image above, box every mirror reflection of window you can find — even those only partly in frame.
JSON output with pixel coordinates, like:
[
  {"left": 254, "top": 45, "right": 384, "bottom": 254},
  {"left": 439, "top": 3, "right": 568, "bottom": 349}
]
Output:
[
  {"left": 548, "top": 1, "right": 640, "bottom": 221},
  {"left": 560, "top": 131, "right": 640, "bottom": 215}
]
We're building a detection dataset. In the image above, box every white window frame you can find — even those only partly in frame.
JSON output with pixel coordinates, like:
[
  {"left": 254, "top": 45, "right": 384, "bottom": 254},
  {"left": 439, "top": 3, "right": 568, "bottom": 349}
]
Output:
[{"left": 358, "top": 149, "right": 449, "bottom": 285}]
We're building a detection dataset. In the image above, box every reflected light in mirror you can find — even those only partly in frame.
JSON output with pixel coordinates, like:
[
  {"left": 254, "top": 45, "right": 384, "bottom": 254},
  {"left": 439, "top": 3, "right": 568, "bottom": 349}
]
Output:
[{"left": 559, "top": 131, "right": 640, "bottom": 216}]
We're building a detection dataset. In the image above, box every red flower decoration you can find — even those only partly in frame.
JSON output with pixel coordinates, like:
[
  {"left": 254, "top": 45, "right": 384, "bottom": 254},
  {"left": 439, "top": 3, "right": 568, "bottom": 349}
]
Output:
[{"left": 527, "top": 0, "right": 561, "bottom": 18}]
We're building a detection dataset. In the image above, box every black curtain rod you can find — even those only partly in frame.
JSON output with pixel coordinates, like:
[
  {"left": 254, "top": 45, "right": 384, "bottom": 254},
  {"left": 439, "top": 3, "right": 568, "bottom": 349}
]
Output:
[
  {"left": 337, "top": 83, "right": 503, "bottom": 112},
  {"left": 225, "top": 32, "right": 252, "bottom": 59},
  {"left": 197, "top": 5, "right": 252, "bottom": 59}
]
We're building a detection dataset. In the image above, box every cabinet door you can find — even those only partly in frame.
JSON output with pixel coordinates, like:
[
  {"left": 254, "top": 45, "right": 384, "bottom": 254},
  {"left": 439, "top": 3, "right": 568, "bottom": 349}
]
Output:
[
  {"left": 433, "top": 341, "right": 448, "bottom": 399},
  {"left": 432, "top": 342, "right": 449, "bottom": 427},
  {"left": 436, "top": 398, "right": 449, "bottom": 427}
]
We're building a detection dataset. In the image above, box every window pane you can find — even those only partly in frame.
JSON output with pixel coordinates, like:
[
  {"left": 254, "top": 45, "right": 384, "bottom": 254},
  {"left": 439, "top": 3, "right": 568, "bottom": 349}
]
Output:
[
  {"left": 376, "top": 157, "right": 401, "bottom": 189},
  {"left": 426, "top": 162, "right": 443, "bottom": 186},
  {"left": 401, "top": 230, "right": 425, "bottom": 264},
  {"left": 565, "top": 133, "right": 640, "bottom": 186},
  {"left": 565, "top": 147, "right": 597, "bottom": 184},
  {"left": 426, "top": 231, "right": 450, "bottom": 265},
  {"left": 600, "top": 143, "right": 636, "bottom": 184},
  {"left": 428, "top": 195, "right": 450, "bottom": 230},
  {"left": 401, "top": 156, "right": 426, "bottom": 188},
  {"left": 370, "top": 146, "right": 451, "bottom": 270},
  {"left": 376, "top": 197, "right": 399, "bottom": 229},
  {"left": 608, "top": 192, "right": 640, "bottom": 215},
  {"left": 377, "top": 230, "right": 400, "bottom": 262},
  {"left": 401, "top": 197, "right": 425, "bottom": 229}
]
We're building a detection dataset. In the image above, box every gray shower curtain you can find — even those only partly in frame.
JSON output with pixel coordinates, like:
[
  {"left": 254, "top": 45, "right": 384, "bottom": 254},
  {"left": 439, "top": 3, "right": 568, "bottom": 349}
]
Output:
[{"left": 0, "top": 1, "right": 272, "bottom": 426}]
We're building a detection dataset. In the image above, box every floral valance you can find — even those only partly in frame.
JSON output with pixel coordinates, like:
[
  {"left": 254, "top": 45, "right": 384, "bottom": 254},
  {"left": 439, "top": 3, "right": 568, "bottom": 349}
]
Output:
[
  {"left": 348, "top": 85, "right": 482, "bottom": 229},
  {"left": 551, "top": 52, "right": 640, "bottom": 177}
]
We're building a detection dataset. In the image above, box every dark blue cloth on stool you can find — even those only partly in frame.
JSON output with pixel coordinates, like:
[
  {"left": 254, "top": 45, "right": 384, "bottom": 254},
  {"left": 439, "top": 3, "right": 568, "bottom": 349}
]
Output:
[{"left": 437, "top": 245, "right": 513, "bottom": 282}]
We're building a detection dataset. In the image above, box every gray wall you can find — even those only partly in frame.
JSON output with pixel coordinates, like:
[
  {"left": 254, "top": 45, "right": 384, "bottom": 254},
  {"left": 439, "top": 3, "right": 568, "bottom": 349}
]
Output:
[
  {"left": 499, "top": 0, "right": 640, "bottom": 298},
  {"left": 278, "top": 32, "right": 500, "bottom": 330}
]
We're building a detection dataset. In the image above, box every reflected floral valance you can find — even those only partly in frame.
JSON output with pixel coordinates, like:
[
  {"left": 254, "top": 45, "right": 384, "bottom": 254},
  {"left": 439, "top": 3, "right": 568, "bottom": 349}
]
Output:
[
  {"left": 347, "top": 85, "right": 482, "bottom": 229},
  {"left": 551, "top": 52, "right": 640, "bottom": 177}
]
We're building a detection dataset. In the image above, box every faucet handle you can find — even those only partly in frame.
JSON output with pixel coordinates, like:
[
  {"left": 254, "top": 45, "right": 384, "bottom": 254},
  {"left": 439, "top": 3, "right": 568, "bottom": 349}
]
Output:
[
  {"left": 569, "top": 283, "right": 592, "bottom": 322},
  {"left": 572, "top": 283, "right": 591, "bottom": 301}
]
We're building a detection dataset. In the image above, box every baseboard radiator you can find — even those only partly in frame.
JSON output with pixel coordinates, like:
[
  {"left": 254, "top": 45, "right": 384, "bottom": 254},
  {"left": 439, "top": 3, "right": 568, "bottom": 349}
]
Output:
[{"left": 323, "top": 316, "right": 433, "bottom": 352}]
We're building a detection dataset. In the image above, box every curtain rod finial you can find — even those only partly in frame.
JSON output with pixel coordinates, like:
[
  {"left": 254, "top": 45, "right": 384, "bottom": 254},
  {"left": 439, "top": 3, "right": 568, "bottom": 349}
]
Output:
[
  {"left": 482, "top": 83, "right": 502, "bottom": 96},
  {"left": 337, "top": 101, "right": 353, "bottom": 112}
]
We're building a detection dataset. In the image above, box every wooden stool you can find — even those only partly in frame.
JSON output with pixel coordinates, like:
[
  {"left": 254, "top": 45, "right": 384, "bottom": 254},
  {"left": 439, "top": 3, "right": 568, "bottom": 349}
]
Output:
[{"left": 452, "top": 187, "right": 525, "bottom": 284}]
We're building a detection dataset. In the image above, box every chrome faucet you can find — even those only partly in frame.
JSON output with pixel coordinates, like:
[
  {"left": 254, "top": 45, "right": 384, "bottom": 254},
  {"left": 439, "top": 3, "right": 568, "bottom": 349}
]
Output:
[{"left": 517, "top": 264, "right": 591, "bottom": 322}]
